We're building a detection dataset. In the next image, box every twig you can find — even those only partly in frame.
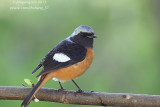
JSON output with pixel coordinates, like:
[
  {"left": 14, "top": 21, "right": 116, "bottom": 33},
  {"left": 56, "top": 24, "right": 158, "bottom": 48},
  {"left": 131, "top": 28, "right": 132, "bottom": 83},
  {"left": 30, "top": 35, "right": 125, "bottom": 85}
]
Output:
[{"left": 0, "top": 86, "right": 160, "bottom": 106}]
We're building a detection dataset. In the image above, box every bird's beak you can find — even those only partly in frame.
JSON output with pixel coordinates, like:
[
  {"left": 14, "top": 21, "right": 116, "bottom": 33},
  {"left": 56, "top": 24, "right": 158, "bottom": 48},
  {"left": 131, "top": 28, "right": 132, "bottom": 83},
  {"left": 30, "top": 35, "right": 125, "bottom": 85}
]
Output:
[{"left": 92, "top": 35, "right": 97, "bottom": 38}]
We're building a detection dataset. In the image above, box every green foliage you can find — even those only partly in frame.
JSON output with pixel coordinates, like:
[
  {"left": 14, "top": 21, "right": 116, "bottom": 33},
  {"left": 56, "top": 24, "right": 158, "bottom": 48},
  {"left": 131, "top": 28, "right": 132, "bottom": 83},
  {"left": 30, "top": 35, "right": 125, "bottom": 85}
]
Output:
[
  {"left": 24, "top": 79, "right": 33, "bottom": 87},
  {"left": 0, "top": 0, "right": 159, "bottom": 107}
]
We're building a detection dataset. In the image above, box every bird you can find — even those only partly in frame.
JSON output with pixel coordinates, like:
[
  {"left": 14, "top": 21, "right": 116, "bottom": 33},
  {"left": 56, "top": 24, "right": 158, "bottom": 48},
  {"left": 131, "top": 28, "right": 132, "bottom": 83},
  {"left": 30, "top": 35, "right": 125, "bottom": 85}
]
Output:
[{"left": 21, "top": 25, "right": 96, "bottom": 107}]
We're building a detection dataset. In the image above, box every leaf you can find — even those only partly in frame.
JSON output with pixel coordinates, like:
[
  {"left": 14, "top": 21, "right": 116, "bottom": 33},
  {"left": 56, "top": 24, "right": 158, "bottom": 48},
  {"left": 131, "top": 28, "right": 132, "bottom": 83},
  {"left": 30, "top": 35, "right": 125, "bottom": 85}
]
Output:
[{"left": 24, "top": 79, "right": 33, "bottom": 87}]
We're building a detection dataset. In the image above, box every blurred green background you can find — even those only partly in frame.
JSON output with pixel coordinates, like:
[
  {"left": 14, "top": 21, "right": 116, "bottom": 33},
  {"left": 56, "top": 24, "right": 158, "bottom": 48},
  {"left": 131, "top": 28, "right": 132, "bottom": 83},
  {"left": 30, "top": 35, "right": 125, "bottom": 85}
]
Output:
[{"left": 0, "top": 0, "right": 160, "bottom": 107}]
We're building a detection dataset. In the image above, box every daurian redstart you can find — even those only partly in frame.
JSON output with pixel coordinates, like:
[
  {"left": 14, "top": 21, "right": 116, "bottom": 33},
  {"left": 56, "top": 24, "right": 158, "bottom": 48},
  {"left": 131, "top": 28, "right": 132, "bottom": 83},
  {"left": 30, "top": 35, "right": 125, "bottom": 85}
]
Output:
[{"left": 21, "top": 25, "right": 96, "bottom": 107}]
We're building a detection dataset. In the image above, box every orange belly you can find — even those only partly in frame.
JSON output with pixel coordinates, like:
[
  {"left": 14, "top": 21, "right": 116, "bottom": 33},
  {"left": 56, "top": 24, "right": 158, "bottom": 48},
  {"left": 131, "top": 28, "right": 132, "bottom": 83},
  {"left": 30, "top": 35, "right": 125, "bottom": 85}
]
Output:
[{"left": 46, "top": 47, "right": 94, "bottom": 81}]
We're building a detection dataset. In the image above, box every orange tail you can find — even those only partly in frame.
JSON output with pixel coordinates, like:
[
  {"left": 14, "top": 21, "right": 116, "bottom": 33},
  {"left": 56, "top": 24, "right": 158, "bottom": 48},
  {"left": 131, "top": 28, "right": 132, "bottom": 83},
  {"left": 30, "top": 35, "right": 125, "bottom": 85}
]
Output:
[{"left": 21, "top": 74, "right": 51, "bottom": 107}]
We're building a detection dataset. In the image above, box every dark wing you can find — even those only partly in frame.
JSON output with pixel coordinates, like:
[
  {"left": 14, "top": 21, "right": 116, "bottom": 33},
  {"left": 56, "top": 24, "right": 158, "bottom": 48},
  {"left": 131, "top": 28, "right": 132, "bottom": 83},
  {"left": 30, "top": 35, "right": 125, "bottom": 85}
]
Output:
[{"left": 34, "top": 40, "right": 87, "bottom": 77}]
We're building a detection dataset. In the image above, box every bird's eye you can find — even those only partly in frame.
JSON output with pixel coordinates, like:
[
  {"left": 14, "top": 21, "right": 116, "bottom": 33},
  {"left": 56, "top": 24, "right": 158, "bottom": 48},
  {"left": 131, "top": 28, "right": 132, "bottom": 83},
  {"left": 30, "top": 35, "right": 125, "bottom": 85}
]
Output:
[
  {"left": 86, "top": 36, "right": 92, "bottom": 38},
  {"left": 79, "top": 32, "right": 95, "bottom": 39}
]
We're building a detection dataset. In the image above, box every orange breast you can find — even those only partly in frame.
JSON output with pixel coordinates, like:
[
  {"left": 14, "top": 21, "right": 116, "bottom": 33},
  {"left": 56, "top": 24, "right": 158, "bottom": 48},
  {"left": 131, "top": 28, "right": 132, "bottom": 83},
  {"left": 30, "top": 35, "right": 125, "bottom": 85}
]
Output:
[{"left": 46, "top": 47, "right": 94, "bottom": 81}]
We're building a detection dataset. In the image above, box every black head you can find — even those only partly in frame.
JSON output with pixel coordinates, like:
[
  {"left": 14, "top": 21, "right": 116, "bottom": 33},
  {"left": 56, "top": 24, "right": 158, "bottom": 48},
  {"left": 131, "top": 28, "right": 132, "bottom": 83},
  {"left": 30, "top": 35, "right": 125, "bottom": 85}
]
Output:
[{"left": 70, "top": 25, "right": 96, "bottom": 48}]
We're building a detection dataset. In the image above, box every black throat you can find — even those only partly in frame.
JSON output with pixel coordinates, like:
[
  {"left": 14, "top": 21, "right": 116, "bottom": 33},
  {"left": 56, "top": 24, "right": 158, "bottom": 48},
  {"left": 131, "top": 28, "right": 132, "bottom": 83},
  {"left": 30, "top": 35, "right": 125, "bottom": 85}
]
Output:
[{"left": 70, "top": 34, "right": 94, "bottom": 48}]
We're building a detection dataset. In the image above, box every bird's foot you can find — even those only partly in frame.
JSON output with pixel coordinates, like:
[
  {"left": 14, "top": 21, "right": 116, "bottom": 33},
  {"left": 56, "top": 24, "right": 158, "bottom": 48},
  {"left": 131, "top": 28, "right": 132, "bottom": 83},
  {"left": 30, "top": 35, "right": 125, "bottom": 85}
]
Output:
[
  {"left": 76, "top": 89, "right": 83, "bottom": 93},
  {"left": 58, "top": 87, "right": 66, "bottom": 91}
]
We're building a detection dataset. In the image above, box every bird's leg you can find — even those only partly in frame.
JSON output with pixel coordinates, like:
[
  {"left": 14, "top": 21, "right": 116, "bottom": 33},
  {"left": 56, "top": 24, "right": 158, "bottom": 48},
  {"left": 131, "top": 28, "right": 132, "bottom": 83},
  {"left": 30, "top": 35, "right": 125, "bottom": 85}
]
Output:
[
  {"left": 58, "top": 81, "right": 64, "bottom": 90},
  {"left": 72, "top": 80, "right": 83, "bottom": 93}
]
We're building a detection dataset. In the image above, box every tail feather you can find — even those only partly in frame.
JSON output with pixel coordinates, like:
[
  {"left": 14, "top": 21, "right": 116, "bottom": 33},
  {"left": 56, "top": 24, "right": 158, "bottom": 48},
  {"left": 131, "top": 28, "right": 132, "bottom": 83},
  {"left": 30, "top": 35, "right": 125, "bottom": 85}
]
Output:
[
  {"left": 21, "top": 78, "right": 44, "bottom": 107},
  {"left": 32, "top": 64, "right": 42, "bottom": 74}
]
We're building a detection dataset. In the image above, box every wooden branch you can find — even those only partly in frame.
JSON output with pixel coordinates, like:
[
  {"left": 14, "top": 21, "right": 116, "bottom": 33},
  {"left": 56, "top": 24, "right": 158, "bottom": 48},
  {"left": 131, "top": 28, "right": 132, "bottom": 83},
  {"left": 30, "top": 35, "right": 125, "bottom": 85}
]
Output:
[{"left": 0, "top": 86, "right": 160, "bottom": 106}]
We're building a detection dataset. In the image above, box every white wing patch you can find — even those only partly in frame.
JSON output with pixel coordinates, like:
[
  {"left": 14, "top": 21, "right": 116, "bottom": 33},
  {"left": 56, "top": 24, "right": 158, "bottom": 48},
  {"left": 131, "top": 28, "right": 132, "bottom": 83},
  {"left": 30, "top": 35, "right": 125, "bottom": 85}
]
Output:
[{"left": 53, "top": 53, "right": 71, "bottom": 62}]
